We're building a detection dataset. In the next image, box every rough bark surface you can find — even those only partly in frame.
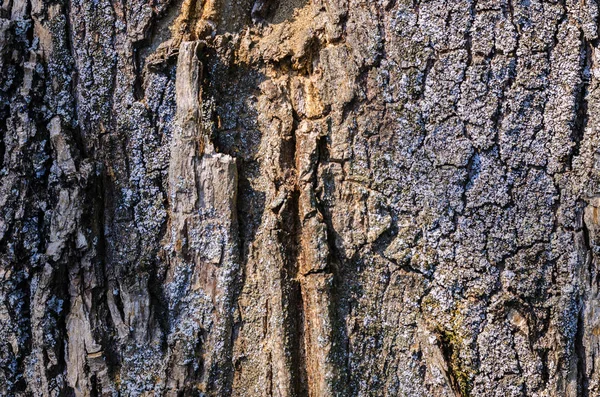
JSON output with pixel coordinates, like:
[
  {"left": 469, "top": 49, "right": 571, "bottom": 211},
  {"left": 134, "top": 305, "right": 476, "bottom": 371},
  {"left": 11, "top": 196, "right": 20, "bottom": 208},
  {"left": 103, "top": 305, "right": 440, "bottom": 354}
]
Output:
[{"left": 1, "top": 0, "right": 600, "bottom": 396}]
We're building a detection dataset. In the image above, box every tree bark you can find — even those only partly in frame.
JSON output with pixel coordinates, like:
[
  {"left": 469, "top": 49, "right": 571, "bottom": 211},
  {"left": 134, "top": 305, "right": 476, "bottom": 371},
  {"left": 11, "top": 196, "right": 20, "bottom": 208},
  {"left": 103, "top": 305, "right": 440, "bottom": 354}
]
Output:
[{"left": 1, "top": 0, "right": 600, "bottom": 396}]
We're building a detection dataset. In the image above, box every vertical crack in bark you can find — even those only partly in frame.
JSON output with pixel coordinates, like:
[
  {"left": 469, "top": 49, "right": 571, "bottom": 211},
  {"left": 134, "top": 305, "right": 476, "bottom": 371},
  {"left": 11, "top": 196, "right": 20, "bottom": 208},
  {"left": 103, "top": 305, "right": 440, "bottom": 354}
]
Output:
[
  {"left": 438, "top": 330, "right": 471, "bottom": 397},
  {"left": 282, "top": 185, "right": 310, "bottom": 397},
  {"left": 576, "top": 299, "right": 589, "bottom": 397}
]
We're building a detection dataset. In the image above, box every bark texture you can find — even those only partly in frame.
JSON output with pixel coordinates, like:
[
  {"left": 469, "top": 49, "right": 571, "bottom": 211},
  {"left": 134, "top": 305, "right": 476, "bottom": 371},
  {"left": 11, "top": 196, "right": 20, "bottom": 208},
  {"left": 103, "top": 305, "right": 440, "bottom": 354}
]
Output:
[{"left": 1, "top": 0, "right": 600, "bottom": 396}]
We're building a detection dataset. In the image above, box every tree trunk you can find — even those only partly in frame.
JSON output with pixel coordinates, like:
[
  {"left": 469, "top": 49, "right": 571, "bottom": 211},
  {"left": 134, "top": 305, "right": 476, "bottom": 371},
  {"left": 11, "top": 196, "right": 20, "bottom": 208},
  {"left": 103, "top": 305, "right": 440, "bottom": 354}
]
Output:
[{"left": 1, "top": 0, "right": 599, "bottom": 395}]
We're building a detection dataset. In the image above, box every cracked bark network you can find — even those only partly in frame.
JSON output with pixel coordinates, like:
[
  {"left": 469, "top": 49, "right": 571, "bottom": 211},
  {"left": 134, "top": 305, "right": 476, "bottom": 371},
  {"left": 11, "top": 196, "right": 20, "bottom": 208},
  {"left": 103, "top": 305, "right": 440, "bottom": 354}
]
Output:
[{"left": 1, "top": 0, "right": 600, "bottom": 396}]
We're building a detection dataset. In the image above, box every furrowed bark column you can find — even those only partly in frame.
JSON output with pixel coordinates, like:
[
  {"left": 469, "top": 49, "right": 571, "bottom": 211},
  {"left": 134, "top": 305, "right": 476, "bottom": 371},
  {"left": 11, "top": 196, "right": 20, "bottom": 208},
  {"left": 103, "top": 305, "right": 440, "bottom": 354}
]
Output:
[{"left": 164, "top": 40, "right": 239, "bottom": 395}]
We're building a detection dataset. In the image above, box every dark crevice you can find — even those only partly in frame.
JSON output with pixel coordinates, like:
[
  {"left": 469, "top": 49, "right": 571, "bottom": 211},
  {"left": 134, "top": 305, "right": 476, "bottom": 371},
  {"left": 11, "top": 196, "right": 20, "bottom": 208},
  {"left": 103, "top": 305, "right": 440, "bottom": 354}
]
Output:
[
  {"left": 90, "top": 374, "right": 100, "bottom": 397},
  {"left": 278, "top": 103, "right": 309, "bottom": 394},
  {"left": 147, "top": 260, "right": 169, "bottom": 349},
  {"left": 251, "top": 0, "right": 280, "bottom": 24},
  {"left": 0, "top": 115, "right": 6, "bottom": 170},
  {"left": 576, "top": 301, "right": 588, "bottom": 397},
  {"left": 438, "top": 330, "right": 472, "bottom": 397},
  {"left": 290, "top": 280, "right": 309, "bottom": 397},
  {"left": 278, "top": 186, "right": 309, "bottom": 397},
  {"left": 132, "top": 44, "right": 145, "bottom": 101},
  {"left": 464, "top": 0, "right": 475, "bottom": 69},
  {"left": 44, "top": 257, "right": 71, "bottom": 385},
  {"left": 539, "top": 347, "right": 550, "bottom": 386},
  {"left": 92, "top": 167, "right": 122, "bottom": 380}
]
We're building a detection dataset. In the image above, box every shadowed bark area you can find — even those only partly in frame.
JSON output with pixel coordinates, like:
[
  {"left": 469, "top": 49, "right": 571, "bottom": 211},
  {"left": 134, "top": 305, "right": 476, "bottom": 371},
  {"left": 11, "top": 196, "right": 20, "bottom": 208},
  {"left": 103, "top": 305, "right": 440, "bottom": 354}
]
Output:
[{"left": 1, "top": 0, "right": 600, "bottom": 396}]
